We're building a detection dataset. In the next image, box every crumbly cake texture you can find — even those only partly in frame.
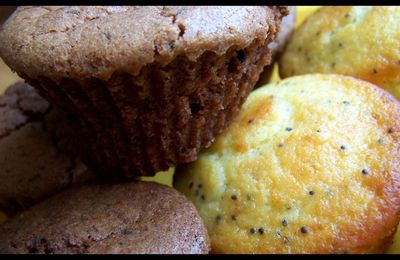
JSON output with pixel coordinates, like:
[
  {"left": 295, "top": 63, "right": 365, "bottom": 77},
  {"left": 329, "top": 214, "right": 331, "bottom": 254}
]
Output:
[
  {"left": 0, "top": 82, "right": 92, "bottom": 216},
  {"left": 256, "top": 6, "right": 297, "bottom": 87},
  {"left": 279, "top": 6, "right": 400, "bottom": 99},
  {"left": 174, "top": 74, "right": 400, "bottom": 254},
  {"left": 0, "top": 181, "right": 211, "bottom": 254},
  {"left": 0, "top": 6, "right": 288, "bottom": 178},
  {"left": 268, "top": 6, "right": 296, "bottom": 58}
]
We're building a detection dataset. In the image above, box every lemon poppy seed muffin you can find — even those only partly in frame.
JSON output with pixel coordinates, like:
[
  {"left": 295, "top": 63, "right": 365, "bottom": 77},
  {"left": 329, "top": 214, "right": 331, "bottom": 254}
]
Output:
[
  {"left": 0, "top": 181, "right": 210, "bottom": 254},
  {"left": 0, "top": 6, "right": 288, "bottom": 178},
  {"left": 279, "top": 6, "right": 400, "bottom": 99},
  {"left": 174, "top": 74, "right": 400, "bottom": 254},
  {"left": 0, "top": 82, "right": 92, "bottom": 217}
]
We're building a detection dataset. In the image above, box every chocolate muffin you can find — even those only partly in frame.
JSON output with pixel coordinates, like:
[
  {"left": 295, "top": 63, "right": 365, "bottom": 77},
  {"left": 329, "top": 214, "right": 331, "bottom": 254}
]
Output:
[
  {"left": 0, "top": 6, "right": 288, "bottom": 178},
  {"left": 0, "top": 181, "right": 210, "bottom": 254},
  {"left": 0, "top": 82, "right": 92, "bottom": 217},
  {"left": 256, "top": 6, "right": 297, "bottom": 87}
]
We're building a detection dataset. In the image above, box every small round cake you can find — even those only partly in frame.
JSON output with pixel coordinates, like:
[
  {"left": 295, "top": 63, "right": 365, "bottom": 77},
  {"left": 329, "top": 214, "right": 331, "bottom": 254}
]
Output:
[
  {"left": 0, "top": 82, "right": 92, "bottom": 217},
  {"left": 0, "top": 181, "right": 210, "bottom": 254},
  {"left": 256, "top": 6, "right": 297, "bottom": 87},
  {"left": 174, "top": 74, "right": 400, "bottom": 253},
  {"left": 0, "top": 6, "right": 288, "bottom": 178},
  {"left": 279, "top": 6, "right": 400, "bottom": 99}
]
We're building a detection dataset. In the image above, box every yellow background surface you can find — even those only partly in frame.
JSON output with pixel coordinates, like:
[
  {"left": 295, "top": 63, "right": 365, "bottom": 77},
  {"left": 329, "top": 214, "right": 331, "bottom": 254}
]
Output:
[{"left": 0, "top": 6, "right": 398, "bottom": 254}]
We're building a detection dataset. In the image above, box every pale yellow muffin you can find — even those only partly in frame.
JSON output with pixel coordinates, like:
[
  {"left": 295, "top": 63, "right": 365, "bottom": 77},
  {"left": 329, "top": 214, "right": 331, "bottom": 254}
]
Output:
[
  {"left": 174, "top": 74, "right": 400, "bottom": 254},
  {"left": 279, "top": 6, "right": 400, "bottom": 99}
]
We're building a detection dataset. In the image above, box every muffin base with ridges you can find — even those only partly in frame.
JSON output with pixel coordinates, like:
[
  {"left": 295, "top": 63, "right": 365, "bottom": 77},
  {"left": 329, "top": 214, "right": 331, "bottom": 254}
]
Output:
[{"left": 23, "top": 39, "right": 273, "bottom": 178}]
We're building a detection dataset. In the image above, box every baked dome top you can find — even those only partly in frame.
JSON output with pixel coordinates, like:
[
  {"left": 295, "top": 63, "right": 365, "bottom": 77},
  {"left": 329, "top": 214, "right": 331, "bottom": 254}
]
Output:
[{"left": 0, "top": 6, "right": 286, "bottom": 81}]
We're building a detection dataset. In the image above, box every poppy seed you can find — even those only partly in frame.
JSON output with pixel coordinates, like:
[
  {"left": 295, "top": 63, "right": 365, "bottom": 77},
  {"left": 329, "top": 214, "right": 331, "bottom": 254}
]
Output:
[
  {"left": 362, "top": 168, "right": 369, "bottom": 175},
  {"left": 300, "top": 226, "right": 309, "bottom": 234},
  {"left": 284, "top": 237, "right": 290, "bottom": 244}
]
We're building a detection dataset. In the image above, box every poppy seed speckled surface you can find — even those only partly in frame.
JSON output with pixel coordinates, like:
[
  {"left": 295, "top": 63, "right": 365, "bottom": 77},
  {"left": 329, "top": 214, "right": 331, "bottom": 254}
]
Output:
[
  {"left": 174, "top": 74, "right": 400, "bottom": 253},
  {"left": 279, "top": 6, "right": 400, "bottom": 100}
]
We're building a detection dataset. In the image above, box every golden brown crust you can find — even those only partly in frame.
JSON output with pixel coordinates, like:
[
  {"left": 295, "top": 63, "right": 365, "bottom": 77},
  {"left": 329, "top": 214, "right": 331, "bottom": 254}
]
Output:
[
  {"left": 174, "top": 74, "right": 400, "bottom": 254},
  {"left": 0, "top": 181, "right": 211, "bottom": 254},
  {"left": 0, "top": 6, "right": 286, "bottom": 81}
]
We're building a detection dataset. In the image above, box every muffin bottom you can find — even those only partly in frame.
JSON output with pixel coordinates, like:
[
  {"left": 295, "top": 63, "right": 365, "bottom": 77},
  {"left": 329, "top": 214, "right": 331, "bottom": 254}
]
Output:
[{"left": 24, "top": 39, "right": 273, "bottom": 178}]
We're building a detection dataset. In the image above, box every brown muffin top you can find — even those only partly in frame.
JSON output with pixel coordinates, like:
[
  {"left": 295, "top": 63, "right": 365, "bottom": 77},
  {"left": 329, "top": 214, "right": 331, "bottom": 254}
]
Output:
[
  {"left": 0, "top": 181, "right": 210, "bottom": 254},
  {"left": 268, "top": 6, "right": 296, "bottom": 59},
  {"left": 0, "top": 6, "right": 287, "bottom": 81},
  {"left": 0, "top": 82, "right": 92, "bottom": 216}
]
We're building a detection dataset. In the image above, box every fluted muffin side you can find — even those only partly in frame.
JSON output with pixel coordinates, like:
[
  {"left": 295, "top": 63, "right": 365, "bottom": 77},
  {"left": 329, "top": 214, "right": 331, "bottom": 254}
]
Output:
[{"left": 24, "top": 39, "right": 272, "bottom": 178}]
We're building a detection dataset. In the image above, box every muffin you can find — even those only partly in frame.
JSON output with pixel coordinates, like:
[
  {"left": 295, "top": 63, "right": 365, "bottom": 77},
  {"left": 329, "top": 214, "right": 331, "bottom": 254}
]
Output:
[
  {"left": 0, "top": 82, "right": 92, "bottom": 217},
  {"left": 0, "top": 6, "right": 288, "bottom": 178},
  {"left": 279, "top": 6, "right": 400, "bottom": 99},
  {"left": 255, "top": 6, "right": 297, "bottom": 87},
  {"left": 174, "top": 74, "right": 400, "bottom": 253},
  {"left": 0, "top": 181, "right": 210, "bottom": 254}
]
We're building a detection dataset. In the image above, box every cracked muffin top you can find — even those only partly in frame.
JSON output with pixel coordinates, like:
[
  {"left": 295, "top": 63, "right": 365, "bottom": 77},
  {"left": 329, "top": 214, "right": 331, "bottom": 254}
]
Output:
[{"left": 0, "top": 6, "right": 287, "bottom": 81}]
